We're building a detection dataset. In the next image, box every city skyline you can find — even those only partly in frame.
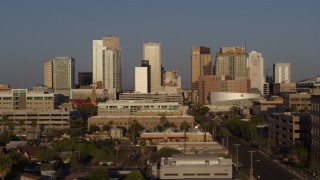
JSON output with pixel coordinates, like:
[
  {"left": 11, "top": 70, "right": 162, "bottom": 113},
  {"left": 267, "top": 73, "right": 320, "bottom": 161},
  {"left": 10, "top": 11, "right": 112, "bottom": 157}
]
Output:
[{"left": 0, "top": 1, "right": 320, "bottom": 89}]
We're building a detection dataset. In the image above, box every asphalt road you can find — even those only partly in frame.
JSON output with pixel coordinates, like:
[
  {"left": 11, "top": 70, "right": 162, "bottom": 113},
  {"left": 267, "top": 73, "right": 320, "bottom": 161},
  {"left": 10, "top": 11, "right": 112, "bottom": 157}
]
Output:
[{"left": 227, "top": 136, "right": 300, "bottom": 180}]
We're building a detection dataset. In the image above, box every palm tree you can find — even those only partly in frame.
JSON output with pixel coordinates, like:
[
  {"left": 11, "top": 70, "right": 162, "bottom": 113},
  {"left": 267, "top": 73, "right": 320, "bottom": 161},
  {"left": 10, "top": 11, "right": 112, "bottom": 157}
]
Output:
[
  {"left": 139, "top": 140, "right": 147, "bottom": 169},
  {"left": 31, "top": 120, "right": 38, "bottom": 144},
  {"left": 19, "top": 119, "right": 26, "bottom": 139},
  {"left": 180, "top": 121, "right": 191, "bottom": 154},
  {"left": 114, "top": 143, "right": 120, "bottom": 168},
  {"left": 220, "top": 127, "right": 231, "bottom": 148}
]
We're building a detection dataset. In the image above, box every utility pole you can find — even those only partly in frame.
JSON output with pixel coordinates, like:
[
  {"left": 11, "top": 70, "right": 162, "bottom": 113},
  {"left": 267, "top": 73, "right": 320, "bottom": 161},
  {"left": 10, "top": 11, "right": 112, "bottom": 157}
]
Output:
[
  {"left": 248, "top": 150, "right": 256, "bottom": 180},
  {"left": 234, "top": 144, "right": 240, "bottom": 171}
]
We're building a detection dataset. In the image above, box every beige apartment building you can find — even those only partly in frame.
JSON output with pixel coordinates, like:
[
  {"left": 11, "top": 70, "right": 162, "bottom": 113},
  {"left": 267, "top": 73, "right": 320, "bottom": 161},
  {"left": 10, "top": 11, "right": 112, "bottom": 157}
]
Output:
[
  {"left": 310, "top": 95, "right": 320, "bottom": 169},
  {"left": 119, "top": 93, "right": 183, "bottom": 105},
  {"left": 0, "top": 89, "right": 54, "bottom": 111},
  {"left": 88, "top": 115, "right": 194, "bottom": 131},
  {"left": 0, "top": 110, "right": 78, "bottom": 134},
  {"left": 268, "top": 112, "right": 310, "bottom": 147},
  {"left": 140, "top": 128, "right": 213, "bottom": 145}
]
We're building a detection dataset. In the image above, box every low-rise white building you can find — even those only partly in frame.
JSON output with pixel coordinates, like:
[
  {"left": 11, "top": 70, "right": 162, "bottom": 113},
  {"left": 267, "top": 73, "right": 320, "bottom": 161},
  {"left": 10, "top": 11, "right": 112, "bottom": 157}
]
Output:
[{"left": 160, "top": 154, "right": 232, "bottom": 179}]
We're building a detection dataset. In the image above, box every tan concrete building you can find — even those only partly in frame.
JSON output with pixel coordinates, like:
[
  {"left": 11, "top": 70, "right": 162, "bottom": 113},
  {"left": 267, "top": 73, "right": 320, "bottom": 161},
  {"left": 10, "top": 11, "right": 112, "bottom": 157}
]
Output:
[
  {"left": 88, "top": 115, "right": 194, "bottom": 130},
  {"left": 0, "top": 110, "right": 78, "bottom": 134},
  {"left": 191, "top": 46, "right": 212, "bottom": 102},
  {"left": 273, "top": 83, "right": 296, "bottom": 95},
  {"left": 268, "top": 112, "right": 310, "bottom": 147},
  {"left": 119, "top": 93, "right": 183, "bottom": 105},
  {"left": 0, "top": 89, "right": 54, "bottom": 111},
  {"left": 252, "top": 99, "right": 283, "bottom": 116},
  {"left": 160, "top": 154, "right": 232, "bottom": 180},
  {"left": 44, "top": 61, "right": 53, "bottom": 88},
  {"left": 140, "top": 128, "right": 213, "bottom": 145},
  {"left": 310, "top": 95, "right": 320, "bottom": 169},
  {"left": 283, "top": 93, "right": 311, "bottom": 111}
]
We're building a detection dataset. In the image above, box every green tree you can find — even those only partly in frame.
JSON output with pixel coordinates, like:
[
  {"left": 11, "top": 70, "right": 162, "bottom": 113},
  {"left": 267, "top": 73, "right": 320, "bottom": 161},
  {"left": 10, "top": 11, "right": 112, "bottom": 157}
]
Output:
[
  {"left": 89, "top": 124, "right": 101, "bottom": 132},
  {"left": 125, "top": 170, "right": 144, "bottom": 180},
  {"left": 220, "top": 127, "right": 231, "bottom": 148},
  {"left": 128, "top": 119, "right": 143, "bottom": 145},
  {"left": 31, "top": 120, "right": 38, "bottom": 143},
  {"left": 139, "top": 140, "right": 147, "bottom": 168},
  {"left": 0, "top": 156, "right": 13, "bottom": 180},
  {"left": 38, "top": 148, "right": 57, "bottom": 162},
  {"left": 86, "top": 168, "right": 110, "bottom": 180},
  {"left": 102, "top": 124, "right": 111, "bottom": 132},
  {"left": 289, "top": 142, "right": 309, "bottom": 167},
  {"left": 160, "top": 114, "right": 169, "bottom": 128},
  {"left": 1, "top": 115, "right": 10, "bottom": 135}
]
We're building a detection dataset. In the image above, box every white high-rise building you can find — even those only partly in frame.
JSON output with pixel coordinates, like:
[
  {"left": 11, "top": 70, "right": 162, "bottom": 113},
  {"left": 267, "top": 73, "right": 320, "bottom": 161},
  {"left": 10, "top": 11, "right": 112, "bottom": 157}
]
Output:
[
  {"left": 273, "top": 63, "right": 291, "bottom": 84},
  {"left": 135, "top": 67, "right": 148, "bottom": 93},
  {"left": 143, "top": 42, "right": 161, "bottom": 93},
  {"left": 93, "top": 36, "right": 122, "bottom": 90},
  {"left": 248, "top": 51, "right": 264, "bottom": 94}
]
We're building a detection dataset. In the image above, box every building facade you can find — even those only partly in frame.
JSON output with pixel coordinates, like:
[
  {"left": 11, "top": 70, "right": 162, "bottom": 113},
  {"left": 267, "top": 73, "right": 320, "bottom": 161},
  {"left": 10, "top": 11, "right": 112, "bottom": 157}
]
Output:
[
  {"left": 119, "top": 93, "right": 183, "bottom": 105},
  {"left": 215, "top": 47, "right": 249, "bottom": 80},
  {"left": 44, "top": 61, "right": 53, "bottom": 88},
  {"left": 191, "top": 46, "right": 212, "bottom": 103},
  {"left": 0, "top": 109, "right": 78, "bottom": 134},
  {"left": 248, "top": 51, "right": 264, "bottom": 94},
  {"left": 92, "top": 36, "right": 122, "bottom": 90},
  {"left": 44, "top": 57, "right": 75, "bottom": 96},
  {"left": 273, "top": 63, "right": 291, "bottom": 84},
  {"left": 160, "top": 154, "right": 232, "bottom": 180},
  {"left": 78, "top": 72, "right": 92, "bottom": 87},
  {"left": 135, "top": 67, "right": 148, "bottom": 93},
  {"left": 310, "top": 95, "right": 320, "bottom": 169},
  {"left": 0, "top": 89, "right": 54, "bottom": 111},
  {"left": 268, "top": 112, "right": 310, "bottom": 147},
  {"left": 143, "top": 42, "right": 161, "bottom": 92}
]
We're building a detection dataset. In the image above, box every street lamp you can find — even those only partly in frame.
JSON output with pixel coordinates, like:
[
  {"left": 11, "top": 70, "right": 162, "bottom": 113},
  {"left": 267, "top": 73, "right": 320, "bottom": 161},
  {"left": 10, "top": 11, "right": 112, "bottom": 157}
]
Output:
[
  {"left": 248, "top": 150, "right": 256, "bottom": 180},
  {"left": 233, "top": 144, "right": 240, "bottom": 171}
]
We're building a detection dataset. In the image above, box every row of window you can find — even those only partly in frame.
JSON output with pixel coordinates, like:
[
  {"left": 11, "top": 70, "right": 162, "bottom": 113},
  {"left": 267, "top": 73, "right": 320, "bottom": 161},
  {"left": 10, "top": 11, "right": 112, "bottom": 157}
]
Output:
[{"left": 164, "top": 173, "right": 228, "bottom": 176}]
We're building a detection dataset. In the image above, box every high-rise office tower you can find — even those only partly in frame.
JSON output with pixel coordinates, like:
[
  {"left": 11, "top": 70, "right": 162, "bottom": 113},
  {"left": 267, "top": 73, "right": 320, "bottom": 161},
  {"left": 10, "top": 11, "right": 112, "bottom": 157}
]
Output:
[
  {"left": 248, "top": 51, "right": 264, "bottom": 94},
  {"left": 143, "top": 42, "right": 161, "bottom": 93},
  {"left": 191, "top": 46, "right": 212, "bottom": 90},
  {"left": 78, "top": 72, "right": 93, "bottom": 87},
  {"left": 191, "top": 46, "right": 212, "bottom": 103},
  {"left": 93, "top": 36, "right": 122, "bottom": 90},
  {"left": 273, "top": 63, "right": 291, "bottom": 84},
  {"left": 44, "top": 61, "right": 53, "bottom": 88},
  {"left": 44, "top": 57, "right": 75, "bottom": 96},
  {"left": 215, "top": 47, "right": 249, "bottom": 80}
]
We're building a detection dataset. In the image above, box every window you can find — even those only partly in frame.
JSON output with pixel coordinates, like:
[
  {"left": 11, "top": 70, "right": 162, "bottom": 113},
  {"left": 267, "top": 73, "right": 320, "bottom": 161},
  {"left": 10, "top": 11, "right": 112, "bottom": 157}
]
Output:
[
  {"left": 164, "top": 174, "right": 178, "bottom": 176},
  {"left": 197, "top": 173, "right": 210, "bottom": 176},
  {"left": 214, "top": 173, "right": 228, "bottom": 176}
]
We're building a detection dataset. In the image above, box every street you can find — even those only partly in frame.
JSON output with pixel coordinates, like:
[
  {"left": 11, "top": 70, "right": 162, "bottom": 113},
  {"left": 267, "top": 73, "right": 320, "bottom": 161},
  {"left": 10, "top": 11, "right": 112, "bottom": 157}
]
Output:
[{"left": 227, "top": 136, "right": 300, "bottom": 180}]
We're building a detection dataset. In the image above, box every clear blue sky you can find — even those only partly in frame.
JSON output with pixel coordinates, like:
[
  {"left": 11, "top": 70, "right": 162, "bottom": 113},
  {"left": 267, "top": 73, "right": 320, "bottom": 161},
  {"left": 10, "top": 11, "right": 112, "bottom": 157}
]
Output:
[{"left": 0, "top": 1, "right": 319, "bottom": 89}]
